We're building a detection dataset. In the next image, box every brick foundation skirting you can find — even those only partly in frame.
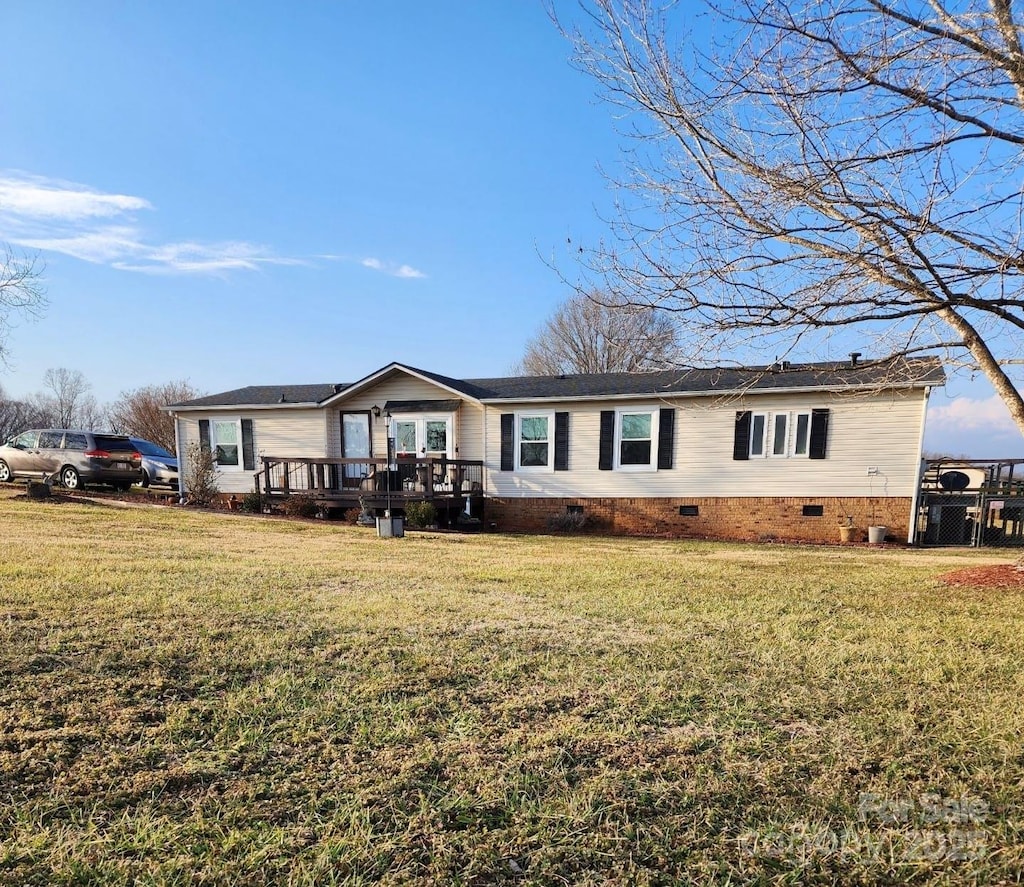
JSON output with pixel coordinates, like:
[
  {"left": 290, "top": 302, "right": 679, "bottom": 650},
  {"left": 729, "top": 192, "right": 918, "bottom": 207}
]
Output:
[{"left": 486, "top": 496, "right": 912, "bottom": 543}]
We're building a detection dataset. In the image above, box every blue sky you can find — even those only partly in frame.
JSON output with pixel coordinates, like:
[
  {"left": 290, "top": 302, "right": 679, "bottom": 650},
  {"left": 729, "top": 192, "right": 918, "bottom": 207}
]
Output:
[{"left": 0, "top": 1, "right": 1020, "bottom": 457}]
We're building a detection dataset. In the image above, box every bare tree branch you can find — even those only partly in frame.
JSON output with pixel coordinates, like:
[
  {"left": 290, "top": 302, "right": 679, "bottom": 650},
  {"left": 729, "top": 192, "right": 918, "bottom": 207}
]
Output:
[
  {"left": 108, "top": 381, "right": 202, "bottom": 451},
  {"left": 39, "top": 368, "right": 104, "bottom": 430},
  {"left": 517, "top": 291, "right": 679, "bottom": 374},
  {"left": 0, "top": 383, "right": 55, "bottom": 443},
  {"left": 559, "top": 0, "right": 1024, "bottom": 434},
  {"left": 0, "top": 246, "right": 46, "bottom": 366}
]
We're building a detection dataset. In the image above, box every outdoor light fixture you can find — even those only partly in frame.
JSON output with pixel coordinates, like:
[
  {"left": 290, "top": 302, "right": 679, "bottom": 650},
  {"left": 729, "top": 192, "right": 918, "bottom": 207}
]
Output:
[{"left": 371, "top": 405, "right": 381, "bottom": 418}]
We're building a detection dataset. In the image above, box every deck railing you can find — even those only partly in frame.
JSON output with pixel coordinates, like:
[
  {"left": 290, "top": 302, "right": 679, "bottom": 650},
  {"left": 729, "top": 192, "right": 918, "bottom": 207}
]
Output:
[{"left": 257, "top": 455, "right": 485, "bottom": 500}]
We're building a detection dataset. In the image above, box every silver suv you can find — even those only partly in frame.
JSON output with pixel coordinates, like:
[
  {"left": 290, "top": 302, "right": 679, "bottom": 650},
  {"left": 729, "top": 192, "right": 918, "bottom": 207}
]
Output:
[{"left": 0, "top": 429, "right": 143, "bottom": 491}]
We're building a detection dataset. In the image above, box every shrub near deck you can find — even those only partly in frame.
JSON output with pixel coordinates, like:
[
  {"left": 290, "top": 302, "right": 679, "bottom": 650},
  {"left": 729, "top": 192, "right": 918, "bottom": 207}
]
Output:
[{"left": 0, "top": 489, "right": 1021, "bottom": 885}]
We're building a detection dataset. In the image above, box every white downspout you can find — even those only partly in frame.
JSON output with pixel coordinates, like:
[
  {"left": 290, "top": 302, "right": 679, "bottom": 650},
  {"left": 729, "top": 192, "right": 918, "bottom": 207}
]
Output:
[{"left": 907, "top": 386, "right": 932, "bottom": 544}]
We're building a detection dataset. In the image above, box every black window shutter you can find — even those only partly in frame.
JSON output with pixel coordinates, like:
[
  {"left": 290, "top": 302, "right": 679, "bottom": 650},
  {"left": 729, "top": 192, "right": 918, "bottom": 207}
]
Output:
[
  {"left": 809, "top": 408, "right": 830, "bottom": 459},
  {"left": 500, "top": 413, "right": 514, "bottom": 471},
  {"left": 554, "top": 412, "right": 569, "bottom": 471},
  {"left": 241, "top": 419, "right": 255, "bottom": 470},
  {"left": 657, "top": 408, "right": 675, "bottom": 470},
  {"left": 599, "top": 410, "right": 615, "bottom": 470},
  {"left": 198, "top": 419, "right": 211, "bottom": 454},
  {"left": 733, "top": 412, "right": 751, "bottom": 461}
]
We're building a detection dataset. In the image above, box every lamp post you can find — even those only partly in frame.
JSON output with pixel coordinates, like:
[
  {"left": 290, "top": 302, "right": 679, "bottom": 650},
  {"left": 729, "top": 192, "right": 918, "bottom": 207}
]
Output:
[
  {"left": 384, "top": 410, "right": 393, "bottom": 519},
  {"left": 373, "top": 408, "right": 403, "bottom": 537}
]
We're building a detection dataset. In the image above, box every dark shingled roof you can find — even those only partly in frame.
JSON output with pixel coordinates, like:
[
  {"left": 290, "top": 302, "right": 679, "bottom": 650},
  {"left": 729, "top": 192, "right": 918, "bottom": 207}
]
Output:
[
  {"left": 463, "top": 356, "right": 945, "bottom": 400},
  {"left": 170, "top": 357, "right": 944, "bottom": 408},
  {"left": 171, "top": 383, "right": 348, "bottom": 408}
]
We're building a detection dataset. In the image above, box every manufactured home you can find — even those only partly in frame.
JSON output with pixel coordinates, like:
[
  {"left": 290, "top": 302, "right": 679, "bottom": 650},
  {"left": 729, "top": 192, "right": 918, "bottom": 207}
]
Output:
[{"left": 167, "top": 356, "right": 945, "bottom": 542}]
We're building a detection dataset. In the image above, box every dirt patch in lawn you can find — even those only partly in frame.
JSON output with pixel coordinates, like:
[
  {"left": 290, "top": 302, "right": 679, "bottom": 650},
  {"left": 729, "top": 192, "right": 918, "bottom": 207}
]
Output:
[
  {"left": 939, "top": 562, "right": 1024, "bottom": 588},
  {"left": 8, "top": 492, "right": 106, "bottom": 507}
]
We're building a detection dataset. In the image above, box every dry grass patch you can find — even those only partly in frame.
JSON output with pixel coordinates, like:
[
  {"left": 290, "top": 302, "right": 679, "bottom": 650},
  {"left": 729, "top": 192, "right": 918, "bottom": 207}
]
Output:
[{"left": 0, "top": 489, "right": 1022, "bottom": 885}]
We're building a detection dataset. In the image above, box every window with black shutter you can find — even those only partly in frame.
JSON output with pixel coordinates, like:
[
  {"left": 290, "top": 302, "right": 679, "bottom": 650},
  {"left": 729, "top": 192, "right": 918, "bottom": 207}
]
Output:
[
  {"left": 241, "top": 419, "right": 255, "bottom": 471},
  {"left": 733, "top": 412, "right": 751, "bottom": 461},
  {"left": 657, "top": 407, "right": 675, "bottom": 470},
  {"left": 554, "top": 412, "right": 569, "bottom": 471},
  {"left": 809, "top": 409, "right": 830, "bottom": 459},
  {"left": 500, "top": 414, "right": 514, "bottom": 471},
  {"left": 598, "top": 410, "right": 615, "bottom": 470}
]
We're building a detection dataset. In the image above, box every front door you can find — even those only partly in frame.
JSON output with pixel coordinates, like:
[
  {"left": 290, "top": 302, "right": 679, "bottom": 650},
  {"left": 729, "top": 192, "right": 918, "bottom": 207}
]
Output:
[
  {"left": 341, "top": 412, "right": 371, "bottom": 487},
  {"left": 391, "top": 415, "right": 453, "bottom": 458}
]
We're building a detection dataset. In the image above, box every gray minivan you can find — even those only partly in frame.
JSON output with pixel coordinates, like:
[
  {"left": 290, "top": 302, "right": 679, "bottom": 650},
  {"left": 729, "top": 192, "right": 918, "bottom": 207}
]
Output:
[{"left": 0, "top": 429, "right": 143, "bottom": 491}]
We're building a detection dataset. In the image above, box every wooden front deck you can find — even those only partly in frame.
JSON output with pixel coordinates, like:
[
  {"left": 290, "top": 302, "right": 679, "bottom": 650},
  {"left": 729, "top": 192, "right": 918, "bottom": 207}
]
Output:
[{"left": 255, "top": 455, "right": 485, "bottom": 518}]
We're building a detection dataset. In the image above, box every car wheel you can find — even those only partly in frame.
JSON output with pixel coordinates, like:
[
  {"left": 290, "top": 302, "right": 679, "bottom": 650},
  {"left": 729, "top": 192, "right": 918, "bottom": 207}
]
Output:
[
  {"left": 0, "top": 460, "right": 11, "bottom": 483},
  {"left": 60, "top": 466, "right": 82, "bottom": 490},
  {"left": 141, "top": 469, "right": 151, "bottom": 488}
]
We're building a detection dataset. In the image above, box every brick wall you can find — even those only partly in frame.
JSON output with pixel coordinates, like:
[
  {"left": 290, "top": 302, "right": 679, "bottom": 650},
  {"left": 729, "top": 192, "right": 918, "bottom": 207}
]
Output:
[{"left": 486, "top": 496, "right": 912, "bottom": 543}]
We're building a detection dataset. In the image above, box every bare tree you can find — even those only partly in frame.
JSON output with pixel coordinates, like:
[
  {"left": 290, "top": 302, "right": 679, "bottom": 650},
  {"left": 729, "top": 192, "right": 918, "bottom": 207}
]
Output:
[
  {"left": 108, "top": 381, "right": 201, "bottom": 451},
  {"left": 0, "top": 383, "right": 55, "bottom": 442},
  {"left": 0, "top": 246, "right": 46, "bottom": 365},
  {"left": 39, "top": 368, "right": 103, "bottom": 429},
  {"left": 561, "top": 0, "right": 1024, "bottom": 433},
  {"left": 518, "top": 292, "right": 678, "bottom": 375}
]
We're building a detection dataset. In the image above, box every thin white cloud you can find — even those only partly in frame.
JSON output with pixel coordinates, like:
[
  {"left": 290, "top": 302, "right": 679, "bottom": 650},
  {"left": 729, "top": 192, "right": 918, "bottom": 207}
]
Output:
[
  {"left": 394, "top": 264, "right": 426, "bottom": 279},
  {"left": 0, "top": 172, "right": 291, "bottom": 277},
  {"left": 116, "top": 241, "right": 307, "bottom": 275},
  {"left": 15, "top": 226, "right": 147, "bottom": 264},
  {"left": 361, "top": 256, "right": 426, "bottom": 279},
  {"left": 0, "top": 173, "right": 150, "bottom": 220},
  {"left": 928, "top": 395, "right": 1018, "bottom": 434},
  {"left": 0, "top": 172, "right": 427, "bottom": 279}
]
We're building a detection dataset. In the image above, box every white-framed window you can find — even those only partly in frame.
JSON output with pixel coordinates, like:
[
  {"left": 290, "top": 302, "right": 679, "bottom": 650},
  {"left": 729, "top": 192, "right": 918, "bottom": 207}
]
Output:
[
  {"left": 390, "top": 414, "right": 453, "bottom": 457},
  {"left": 792, "top": 412, "right": 811, "bottom": 457},
  {"left": 211, "top": 418, "right": 242, "bottom": 469},
  {"left": 516, "top": 411, "right": 554, "bottom": 470},
  {"left": 615, "top": 408, "right": 659, "bottom": 471},
  {"left": 752, "top": 411, "right": 811, "bottom": 458},
  {"left": 770, "top": 412, "right": 788, "bottom": 457},
  {"left": 749, "top": 413, "right": 768, "bottom": 457}
]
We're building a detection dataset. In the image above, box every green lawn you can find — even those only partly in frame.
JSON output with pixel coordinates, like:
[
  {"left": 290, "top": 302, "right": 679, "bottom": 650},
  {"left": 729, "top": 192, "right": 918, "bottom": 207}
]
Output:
[{"left": 0, "top": 490, "right": 1021, "bottom": 885}]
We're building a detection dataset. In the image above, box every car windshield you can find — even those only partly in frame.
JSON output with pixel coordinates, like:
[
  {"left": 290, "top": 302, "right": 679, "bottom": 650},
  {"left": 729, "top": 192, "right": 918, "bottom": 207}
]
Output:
[{"left": 130, "top": 439, "right": 173, "bottom": 458}]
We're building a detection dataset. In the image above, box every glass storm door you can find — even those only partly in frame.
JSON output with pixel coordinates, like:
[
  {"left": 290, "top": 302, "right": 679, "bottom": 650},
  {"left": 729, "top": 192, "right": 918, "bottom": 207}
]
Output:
[{"left": 342, "top": 413, "right": 371, "bottom": 487}]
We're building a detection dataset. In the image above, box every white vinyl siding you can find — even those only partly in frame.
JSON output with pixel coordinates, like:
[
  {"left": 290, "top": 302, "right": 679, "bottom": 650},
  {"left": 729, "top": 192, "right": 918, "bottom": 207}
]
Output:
[
  {"left": 176, "top": 409, "right": 327, "bottom": 494},
  {"left": 485, "top": 390, "right": 927, "bottom": 499},
  {"left": 324, "top": 372, "right": 485, "bottom": 461}
]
